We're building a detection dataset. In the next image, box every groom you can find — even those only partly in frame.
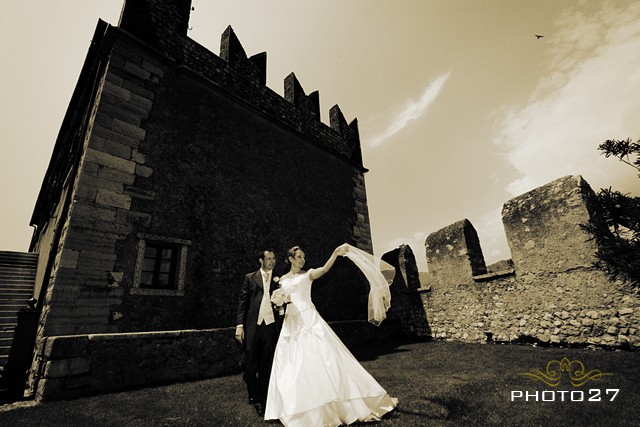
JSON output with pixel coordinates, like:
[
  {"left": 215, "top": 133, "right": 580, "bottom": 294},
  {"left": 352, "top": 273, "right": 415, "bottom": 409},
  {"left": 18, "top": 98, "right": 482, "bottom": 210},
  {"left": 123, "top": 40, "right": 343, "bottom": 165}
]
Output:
[{"left": 236, "top": 249, "right": 280, "bottom": 416}]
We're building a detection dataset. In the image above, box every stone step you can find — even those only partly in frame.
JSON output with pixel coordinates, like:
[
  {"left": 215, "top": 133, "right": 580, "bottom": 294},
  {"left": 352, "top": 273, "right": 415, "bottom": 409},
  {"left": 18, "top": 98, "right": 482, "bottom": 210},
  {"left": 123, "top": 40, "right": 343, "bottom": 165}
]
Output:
[
  {"left": 0, "top": 302, "right": 32, "bottom": 310},
  {"left": 0, "top": 287, "right": 35, "bottom": 293},
  {"left": 0, "top": 290, "right": 27, "bottom": 296},
  {"left": 0, "top": 272, "right": 34, "bottom": 280},
  {"left": 0, "top": 260, "right": 38, "bottom": 271},
  {"left": 0, "top": 282, "right": 33, "bottom": 293},
  {"left": 0, "top": 294, "right": 34, "bottom": 301},
  {"left": 0, "top": 293, "right": 33, "bottom": 300},
  {"left": 0, "top": 276, "right": 33, "bottom": 283},
  {"left": 0, "top": 278, "right": 35, "bottom": 285},
  {"left": 0, "top": 262, "right": 36, "bottom": 269},
  {"left": 0, "top": 329, "right": 15, "bottom": 339},
  {"left": 0, "top": 267, "right": 36, "bottom": 274},
  {"left": 0, "top": 260, "right": 37, "bottom": 269},
  {"left": 0, "top": 300, "right": 22, "bottom": 306},
  {"left": 0, "top": 312, "right": 18, "bottom": 319},
  {"left": 0, "top": 302, "right": 24, "bottom": 308},
  {"left": 0, "top": 276, "right": 34, "bottom": 282},
  {"left": 0, "top": 253, "right": 37, "bottom": 260},
  {"left": 0, "top": 254, "right": 36, "bottom": 260},
  {"left": 0, "top": 263, "right": 36, "bottom": 268},
  {"left": 0, "top": 285, "right": 35, "bottom": 292},
  {"left": 0, "top": 265, "right": 36, "bottom": 276},
  {"left": 0, "top": 279, "right": 33, "bottom": 284},
  {"left": 0, "top": 326, "right": 15, "bottom": 335},
  {"left": 0, "top": 302, "right": 32, "bottom": 308},
  {"left": 0, "top": 346, "right": 10, "bottom": 357},
  {"left": 0, "top": 257, "right": 37, "bottom": 263},
  {"left": 0, "top": 252, "right": 36, "bottom": 346},
  {"left": 0, "top": 286, "right": 33, "bottom": 291},
  {"left": 0, "top": 276, "right": 36, "bottom": 283},
  {"left": 0, "top": 317, "right": 18, "bottom": 325},
  {"left": 0, "top": 296, "right": 33, "bottom": 303},
  {"left": 0, "top": 305, "right": 32, "bottom": 312}
]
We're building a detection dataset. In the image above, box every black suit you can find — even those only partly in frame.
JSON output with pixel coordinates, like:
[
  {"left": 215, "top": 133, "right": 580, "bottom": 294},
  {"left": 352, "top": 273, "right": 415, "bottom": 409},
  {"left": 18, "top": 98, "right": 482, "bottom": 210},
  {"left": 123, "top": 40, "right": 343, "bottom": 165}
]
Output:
[{"left": 236, "top": 270, "right": 280, "bottom": 405}]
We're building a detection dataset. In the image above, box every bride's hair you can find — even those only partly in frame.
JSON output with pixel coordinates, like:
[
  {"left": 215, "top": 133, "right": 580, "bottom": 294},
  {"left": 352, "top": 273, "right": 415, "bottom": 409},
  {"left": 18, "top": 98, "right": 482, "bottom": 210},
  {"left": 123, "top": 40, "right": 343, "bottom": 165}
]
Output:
[{"left": 286, "top": 246, "right": 303, "bottom": 264}]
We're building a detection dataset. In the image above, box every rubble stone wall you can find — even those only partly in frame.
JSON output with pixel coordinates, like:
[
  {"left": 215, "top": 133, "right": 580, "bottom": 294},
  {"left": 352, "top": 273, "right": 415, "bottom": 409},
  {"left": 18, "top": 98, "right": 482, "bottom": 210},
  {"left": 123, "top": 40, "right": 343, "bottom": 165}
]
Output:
[{"left": 397, "top": 176, "right": 639, "bottom": 350}]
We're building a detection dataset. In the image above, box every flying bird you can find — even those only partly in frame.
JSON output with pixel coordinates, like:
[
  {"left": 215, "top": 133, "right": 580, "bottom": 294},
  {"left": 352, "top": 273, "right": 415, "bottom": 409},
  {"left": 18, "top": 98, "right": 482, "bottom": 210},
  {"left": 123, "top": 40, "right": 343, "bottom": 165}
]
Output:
[{"left": 535, "top": 34, "right": 544, "bottom": 39}]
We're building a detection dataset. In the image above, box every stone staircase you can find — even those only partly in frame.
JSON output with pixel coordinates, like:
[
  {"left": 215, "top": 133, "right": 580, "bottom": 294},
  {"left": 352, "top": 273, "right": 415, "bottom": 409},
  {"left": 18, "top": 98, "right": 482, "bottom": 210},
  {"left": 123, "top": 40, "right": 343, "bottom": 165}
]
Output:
[{"left": 0, "top": 251, "right": 38, "bottom": 367}]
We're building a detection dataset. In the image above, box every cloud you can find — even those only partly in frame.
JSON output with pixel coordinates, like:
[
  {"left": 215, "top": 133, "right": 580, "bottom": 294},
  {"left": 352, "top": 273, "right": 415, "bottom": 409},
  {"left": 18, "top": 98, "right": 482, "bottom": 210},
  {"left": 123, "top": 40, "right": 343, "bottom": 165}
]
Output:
[
  {"left": 369, "top": 72, "right": 451, "bottom": 147},
  {"left": 494, "top": 2, "right": 640, "bottom": 196}
]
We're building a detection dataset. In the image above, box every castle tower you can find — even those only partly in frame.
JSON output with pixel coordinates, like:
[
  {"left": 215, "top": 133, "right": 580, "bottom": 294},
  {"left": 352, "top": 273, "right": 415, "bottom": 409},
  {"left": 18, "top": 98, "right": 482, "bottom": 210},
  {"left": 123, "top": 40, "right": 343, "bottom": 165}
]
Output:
[{"left": 29, "top": 0, "right": 373, "bottom": 338}]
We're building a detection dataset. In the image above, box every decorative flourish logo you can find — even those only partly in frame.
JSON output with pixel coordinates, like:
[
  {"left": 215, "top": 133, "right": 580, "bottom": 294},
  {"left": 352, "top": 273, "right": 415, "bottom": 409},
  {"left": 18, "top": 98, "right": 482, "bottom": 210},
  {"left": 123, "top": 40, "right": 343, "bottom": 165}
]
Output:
[{"left": 520, "top": 357, "right": 613, "bottom": 387}]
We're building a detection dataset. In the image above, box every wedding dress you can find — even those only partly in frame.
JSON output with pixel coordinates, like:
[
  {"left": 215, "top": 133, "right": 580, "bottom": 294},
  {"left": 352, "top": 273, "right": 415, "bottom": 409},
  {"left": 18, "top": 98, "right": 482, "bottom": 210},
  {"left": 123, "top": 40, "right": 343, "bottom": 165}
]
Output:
[{"left": 264, "top": 246, "right": 397, "bottom": 427}]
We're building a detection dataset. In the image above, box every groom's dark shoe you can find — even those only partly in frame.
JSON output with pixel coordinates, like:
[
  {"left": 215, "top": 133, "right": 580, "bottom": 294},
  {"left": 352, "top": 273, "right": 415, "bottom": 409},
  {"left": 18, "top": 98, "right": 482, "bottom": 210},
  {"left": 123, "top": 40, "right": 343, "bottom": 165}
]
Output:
[{"left": 254, "top": 402, "right": 265, "bottom": 416}]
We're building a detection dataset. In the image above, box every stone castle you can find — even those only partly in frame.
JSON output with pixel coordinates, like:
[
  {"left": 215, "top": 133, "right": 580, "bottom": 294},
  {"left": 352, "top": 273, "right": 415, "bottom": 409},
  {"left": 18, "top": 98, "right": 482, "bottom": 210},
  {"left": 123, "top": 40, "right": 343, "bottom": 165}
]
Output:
[
  {"left": 0, "top": 0, "right": 636, "bottom": 403},
  {"left": 21, "top": 0, "right": 379, "bottom": 400}
]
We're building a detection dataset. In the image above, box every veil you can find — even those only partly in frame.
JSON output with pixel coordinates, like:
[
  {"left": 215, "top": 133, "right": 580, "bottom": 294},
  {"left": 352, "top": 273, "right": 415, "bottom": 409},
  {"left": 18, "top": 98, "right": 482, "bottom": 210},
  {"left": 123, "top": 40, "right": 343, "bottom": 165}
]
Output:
[{"left": 342, "top": 244, "right": 396, "bottom": 326}]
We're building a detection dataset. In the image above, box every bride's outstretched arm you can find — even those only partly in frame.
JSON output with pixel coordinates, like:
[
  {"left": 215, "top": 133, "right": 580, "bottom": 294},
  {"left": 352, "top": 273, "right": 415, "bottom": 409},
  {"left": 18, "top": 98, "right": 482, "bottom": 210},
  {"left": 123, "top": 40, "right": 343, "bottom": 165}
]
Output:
[{"left": 309, "top": 243, "right": 349, "bottom": 281}]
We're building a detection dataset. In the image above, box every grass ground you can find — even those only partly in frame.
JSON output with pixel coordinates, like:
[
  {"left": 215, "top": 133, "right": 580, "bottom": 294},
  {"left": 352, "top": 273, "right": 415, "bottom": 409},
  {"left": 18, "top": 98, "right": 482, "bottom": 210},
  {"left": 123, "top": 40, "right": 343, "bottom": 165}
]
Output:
[{"left": 0, "top": 338, "right": 638, "bottom": 426}]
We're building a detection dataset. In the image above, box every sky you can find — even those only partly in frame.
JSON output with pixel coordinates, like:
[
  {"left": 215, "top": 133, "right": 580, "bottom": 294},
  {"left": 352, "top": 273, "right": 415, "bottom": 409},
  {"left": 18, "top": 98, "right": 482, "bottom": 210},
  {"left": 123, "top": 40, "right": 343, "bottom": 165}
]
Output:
[{"left": 2, "top": 1, "right": 640, "bottom": 272}]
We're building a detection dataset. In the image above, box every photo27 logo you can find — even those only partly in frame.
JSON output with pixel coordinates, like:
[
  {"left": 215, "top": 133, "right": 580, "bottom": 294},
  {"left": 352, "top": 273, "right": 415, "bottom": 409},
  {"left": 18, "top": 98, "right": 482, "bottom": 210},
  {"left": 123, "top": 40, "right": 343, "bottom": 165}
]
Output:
[{"left": 511, "top": 357, "right": 618, "bottom": 402}]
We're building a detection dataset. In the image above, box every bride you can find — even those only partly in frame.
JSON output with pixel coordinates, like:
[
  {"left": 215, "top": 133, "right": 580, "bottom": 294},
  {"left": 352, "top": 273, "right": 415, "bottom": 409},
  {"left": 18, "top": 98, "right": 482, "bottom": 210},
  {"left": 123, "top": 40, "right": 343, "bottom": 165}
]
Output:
[{"left": 264, "top": 243, "right": 397, "bottom": 427}]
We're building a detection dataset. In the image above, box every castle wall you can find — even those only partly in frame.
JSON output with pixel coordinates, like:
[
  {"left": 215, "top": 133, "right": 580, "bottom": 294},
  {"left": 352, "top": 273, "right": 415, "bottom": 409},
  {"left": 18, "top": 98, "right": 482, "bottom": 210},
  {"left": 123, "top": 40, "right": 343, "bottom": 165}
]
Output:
[
  {"left": 24, "top": 0, "right": 386, "bottom": 401},
  {"left": 382, "top": 245, "right": 431, "bottom": 337},
  {"left": 32, "top": 320, "right": 398, "bottom": 402},
  {"left": 502, "top": 175, "right": 601, "bottom": 274},
  {"left": 36, "top": 38, "right": 153, "bottom": 337},
  {"left": 418, "top": 175, "right": 639, "bottom": 349},
  {"left": 35, "top": 1, "right": 373, "bottom": 338},
  {"left": 111, "top": 46, "right": 369, "bottom": 329},
  {"left": 424, "top": 218, "right": 487, "bottom": 287}
]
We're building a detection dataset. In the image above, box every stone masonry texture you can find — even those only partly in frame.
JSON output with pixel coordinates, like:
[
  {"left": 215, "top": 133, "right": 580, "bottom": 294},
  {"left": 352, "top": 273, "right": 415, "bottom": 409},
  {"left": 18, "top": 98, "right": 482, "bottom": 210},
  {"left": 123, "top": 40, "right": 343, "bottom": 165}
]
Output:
[{"left": 417, "top": 175, "right": 639, "bottom": 350}]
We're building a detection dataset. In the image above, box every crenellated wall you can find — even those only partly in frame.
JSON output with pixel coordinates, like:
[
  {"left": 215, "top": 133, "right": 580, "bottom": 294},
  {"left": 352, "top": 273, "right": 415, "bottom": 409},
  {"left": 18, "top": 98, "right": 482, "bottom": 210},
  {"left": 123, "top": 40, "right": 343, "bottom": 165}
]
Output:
[
  {"left": 382, "top": 245, "right": 431, "bottom": 337},
  {"left": 27, "top": 0, "right": 381, "bottom": 399},
  {"left": 394, "top": 175, "right": 639, "bottom": 350},
  {"left": 501, "top": 174, "right": 602, "bottom": 276},
  {"left": 424, "top": 219, "right": 487, "bottom": 287},
  {"left": 31, "top": 0, "right": 373, "bottom": 338}
]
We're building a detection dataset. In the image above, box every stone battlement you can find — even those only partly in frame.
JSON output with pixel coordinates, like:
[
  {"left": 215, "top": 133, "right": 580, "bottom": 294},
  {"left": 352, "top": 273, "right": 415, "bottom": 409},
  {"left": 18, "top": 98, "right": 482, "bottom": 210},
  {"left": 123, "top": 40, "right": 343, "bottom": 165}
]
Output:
[
  {"left": 118, "top": 0, "right": 362, "bottom": 166},
  {"left": 385, "top": 175, "right": 639, "bottom": 350}
]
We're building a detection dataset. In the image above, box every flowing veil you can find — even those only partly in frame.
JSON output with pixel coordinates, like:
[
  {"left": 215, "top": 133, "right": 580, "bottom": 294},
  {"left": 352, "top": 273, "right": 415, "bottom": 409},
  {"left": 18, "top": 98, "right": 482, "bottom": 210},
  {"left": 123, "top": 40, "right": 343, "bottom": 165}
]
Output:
[{"left": 342, "top": 244, "right": 396, "bottom": 326}]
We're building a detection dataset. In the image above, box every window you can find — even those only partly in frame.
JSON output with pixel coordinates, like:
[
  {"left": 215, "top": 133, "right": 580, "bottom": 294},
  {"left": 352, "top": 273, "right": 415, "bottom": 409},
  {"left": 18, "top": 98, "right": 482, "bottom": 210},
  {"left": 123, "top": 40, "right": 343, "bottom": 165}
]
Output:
[
  {"left": 141, "top": 243, "right": 177, "bottom": 289},
  {"left": 132, "top": 234, "right": 191, "bottom": 296}
]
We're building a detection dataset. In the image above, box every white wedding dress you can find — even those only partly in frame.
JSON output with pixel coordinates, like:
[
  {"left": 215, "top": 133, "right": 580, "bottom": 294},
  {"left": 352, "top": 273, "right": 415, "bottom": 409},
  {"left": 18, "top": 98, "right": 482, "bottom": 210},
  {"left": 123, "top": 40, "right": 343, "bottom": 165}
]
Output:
[{"left": 264, "top": 270, "right": 397, "bottom": 427}]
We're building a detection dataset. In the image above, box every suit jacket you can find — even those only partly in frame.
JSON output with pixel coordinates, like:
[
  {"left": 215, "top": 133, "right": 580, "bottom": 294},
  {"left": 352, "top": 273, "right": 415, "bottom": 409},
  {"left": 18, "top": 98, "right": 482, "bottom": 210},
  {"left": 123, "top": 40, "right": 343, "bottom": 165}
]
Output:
[{"left": 236, "top": 270, "right": 280, "bottom": 351}]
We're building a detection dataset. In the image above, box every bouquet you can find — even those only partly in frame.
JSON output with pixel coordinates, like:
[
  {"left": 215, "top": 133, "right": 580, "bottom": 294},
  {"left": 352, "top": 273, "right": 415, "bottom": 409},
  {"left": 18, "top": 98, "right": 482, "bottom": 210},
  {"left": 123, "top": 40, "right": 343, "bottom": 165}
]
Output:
[{"left": 271, "top": 288, "right": 291, "bottom": 316}]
